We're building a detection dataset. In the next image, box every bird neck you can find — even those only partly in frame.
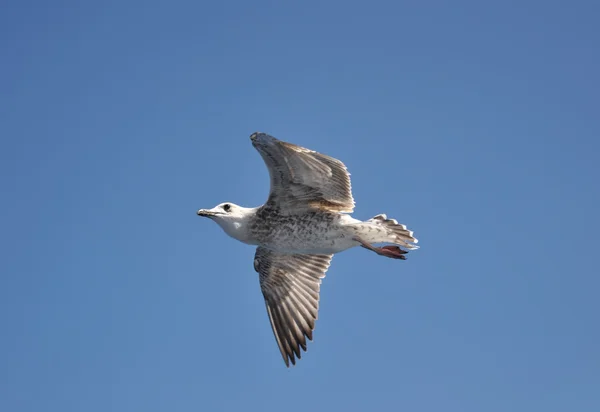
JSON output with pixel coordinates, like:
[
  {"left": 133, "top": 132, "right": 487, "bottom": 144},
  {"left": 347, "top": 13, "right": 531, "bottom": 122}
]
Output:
[{"left": 218, "top": 208, "right": 257, "bottom": 245}]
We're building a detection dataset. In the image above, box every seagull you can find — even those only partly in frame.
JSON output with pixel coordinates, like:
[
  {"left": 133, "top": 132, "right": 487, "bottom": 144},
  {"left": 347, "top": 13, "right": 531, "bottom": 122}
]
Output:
[{"left": 197, "top": 132, "right": 419, "bottom": 367}]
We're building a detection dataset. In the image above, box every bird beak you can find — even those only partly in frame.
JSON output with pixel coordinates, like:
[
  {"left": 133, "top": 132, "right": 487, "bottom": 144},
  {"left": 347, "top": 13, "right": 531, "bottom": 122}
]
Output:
[{"left": 197, "top": 209, "right": 215, "bottom": 217}]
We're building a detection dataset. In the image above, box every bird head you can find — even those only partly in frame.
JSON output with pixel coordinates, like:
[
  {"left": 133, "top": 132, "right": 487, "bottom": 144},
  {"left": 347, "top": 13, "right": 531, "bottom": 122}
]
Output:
[{"left": 197, "top": 202, "right": 255, "bottom": 243}]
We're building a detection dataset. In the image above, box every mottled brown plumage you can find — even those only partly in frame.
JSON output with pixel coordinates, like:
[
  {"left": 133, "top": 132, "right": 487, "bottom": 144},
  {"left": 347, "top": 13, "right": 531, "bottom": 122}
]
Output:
[{"left": 252, "top": 133, "right": 355, "bottom": 215}]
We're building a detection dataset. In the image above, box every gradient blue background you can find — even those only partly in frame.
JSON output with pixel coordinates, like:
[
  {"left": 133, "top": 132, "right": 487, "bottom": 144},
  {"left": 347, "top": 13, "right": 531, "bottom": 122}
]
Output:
[{"left": 1, "top": 1, "right": 599, "bottom": 411}]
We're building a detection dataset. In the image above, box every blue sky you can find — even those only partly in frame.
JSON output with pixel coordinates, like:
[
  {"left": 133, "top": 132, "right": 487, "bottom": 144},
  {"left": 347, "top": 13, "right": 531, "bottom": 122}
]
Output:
[{"left": 1, "top": 0, "right": 599, "bottom": 411}]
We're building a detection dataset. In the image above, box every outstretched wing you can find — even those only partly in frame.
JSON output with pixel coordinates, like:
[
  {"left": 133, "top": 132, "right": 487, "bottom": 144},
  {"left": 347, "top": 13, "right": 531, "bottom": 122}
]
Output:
[
  {"left": 254, "top": 246, "right": 332, "bottom": 367},
  {"left": 251, "top": 132, "right": 355, "bottom": 214}
]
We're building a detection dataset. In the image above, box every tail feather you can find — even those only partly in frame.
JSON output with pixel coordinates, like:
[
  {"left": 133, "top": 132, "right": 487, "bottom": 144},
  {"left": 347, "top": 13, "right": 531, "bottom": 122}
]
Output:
[{"left": 368, "top": 214, "right": 419, "bottom": 250}]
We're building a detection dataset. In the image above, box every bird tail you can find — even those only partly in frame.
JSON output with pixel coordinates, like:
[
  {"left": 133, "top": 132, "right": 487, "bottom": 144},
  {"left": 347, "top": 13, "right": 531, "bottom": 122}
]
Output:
[{"left": 366, "top": 214, "right": 419, "bottom": 250}]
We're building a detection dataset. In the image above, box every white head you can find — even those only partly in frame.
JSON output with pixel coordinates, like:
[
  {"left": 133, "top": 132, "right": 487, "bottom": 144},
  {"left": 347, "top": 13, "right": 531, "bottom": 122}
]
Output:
[{"left": 196, "top": 202, "right": 256, "bottom": 244}]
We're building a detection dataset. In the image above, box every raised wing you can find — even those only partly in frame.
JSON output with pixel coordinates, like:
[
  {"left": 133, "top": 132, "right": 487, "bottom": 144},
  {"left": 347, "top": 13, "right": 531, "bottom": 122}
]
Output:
[
  {"left": 251, "top": 132, "right": 355, "bottom": 214},
  {"left": 254, "top": 246, "right": 332, "bottom": 367}
]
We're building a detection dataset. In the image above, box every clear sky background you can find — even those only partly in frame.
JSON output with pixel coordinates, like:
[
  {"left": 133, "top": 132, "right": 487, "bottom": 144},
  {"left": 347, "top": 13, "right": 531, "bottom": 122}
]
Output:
[{"left": 1, "top": 1, "right": 599, "bottom": 411}]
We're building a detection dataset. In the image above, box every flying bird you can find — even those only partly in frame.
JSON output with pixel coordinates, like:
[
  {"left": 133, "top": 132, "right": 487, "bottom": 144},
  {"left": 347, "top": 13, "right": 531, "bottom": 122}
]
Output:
[{"left": 197, "top": 132, "right": 419, "bottom": 367}]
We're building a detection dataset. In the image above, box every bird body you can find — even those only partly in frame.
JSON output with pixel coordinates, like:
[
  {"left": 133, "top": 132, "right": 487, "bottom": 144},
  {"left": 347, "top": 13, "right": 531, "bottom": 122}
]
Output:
[{"left": 197, "top": 132, "right": 419, "bottom": 367}]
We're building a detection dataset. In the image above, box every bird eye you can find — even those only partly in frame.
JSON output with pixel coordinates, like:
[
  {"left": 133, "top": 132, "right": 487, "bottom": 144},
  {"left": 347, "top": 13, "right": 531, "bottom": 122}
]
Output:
[{"left": 223, "top": 204, "right": 231, "bottom": 212}]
